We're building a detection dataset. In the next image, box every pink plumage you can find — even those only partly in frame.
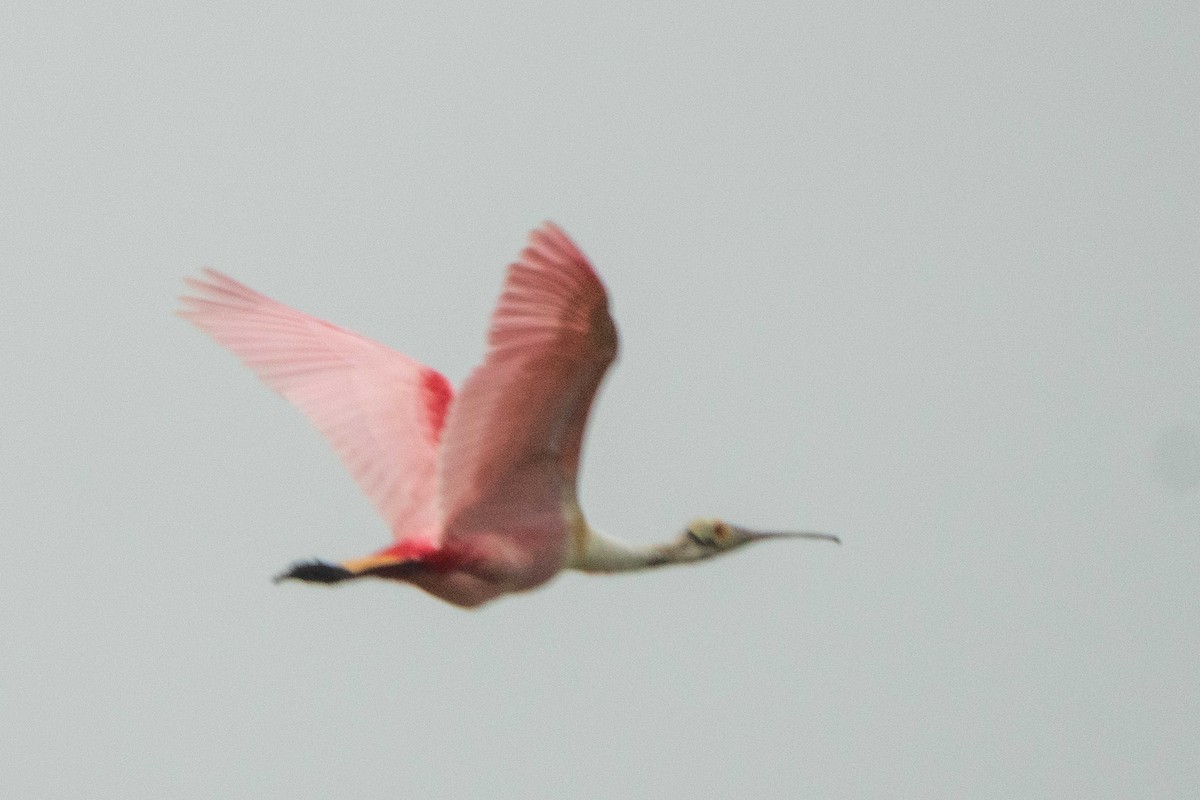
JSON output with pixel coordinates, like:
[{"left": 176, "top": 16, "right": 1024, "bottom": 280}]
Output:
[
  {"left": 182, "top": 223, "right": 840, "bottom": 607},
  {"left": 179, "top": 269, "right": 452, "bottom": 541},
  {"left": 180, "top": 222, "right": 617, "bottom": 607}
]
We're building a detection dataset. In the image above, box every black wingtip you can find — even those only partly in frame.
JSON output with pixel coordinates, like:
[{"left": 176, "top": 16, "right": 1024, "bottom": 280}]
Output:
[{"left": 274, "top": 560, "right": 355, "bottom": 585}]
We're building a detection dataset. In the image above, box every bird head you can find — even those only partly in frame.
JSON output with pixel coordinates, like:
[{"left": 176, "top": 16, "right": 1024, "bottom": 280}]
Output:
[{"left": 676, "top": 517, "right": 840, "bottom": 560}]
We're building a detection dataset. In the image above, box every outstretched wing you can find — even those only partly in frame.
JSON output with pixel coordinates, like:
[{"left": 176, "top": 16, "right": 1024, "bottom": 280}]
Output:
[
  {"left": 437, "top": 223, "right": 618, "bottom": 549},
  {"left": 179, "top": 270, "right": 452, "bottom": 541}
]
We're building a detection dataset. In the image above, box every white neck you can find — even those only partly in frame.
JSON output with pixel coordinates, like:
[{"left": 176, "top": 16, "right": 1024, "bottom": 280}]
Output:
[{"left": 567, "top": 526, "right": 684, "bottom": 573}]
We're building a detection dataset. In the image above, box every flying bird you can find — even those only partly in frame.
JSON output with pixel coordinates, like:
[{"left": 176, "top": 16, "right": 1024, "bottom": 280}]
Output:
[{"left": 180, "top": 223, "right": 838, "bottom": 608}]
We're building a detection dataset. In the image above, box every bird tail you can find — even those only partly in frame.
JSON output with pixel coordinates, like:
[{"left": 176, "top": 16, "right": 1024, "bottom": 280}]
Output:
[{"left": 274, "top": 550, "right": 425, "bottom": 585}]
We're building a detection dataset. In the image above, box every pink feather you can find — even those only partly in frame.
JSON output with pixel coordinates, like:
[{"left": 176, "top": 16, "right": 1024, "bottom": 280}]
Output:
[
  {"left": 180, "top": 223, "right": 618, "bottom": 606},
  {"left": 179, "top": 269, "right": 451, "bottom": 543}
]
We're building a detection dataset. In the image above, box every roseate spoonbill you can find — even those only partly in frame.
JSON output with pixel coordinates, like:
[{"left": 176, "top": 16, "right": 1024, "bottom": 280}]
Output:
[{"left": 180, "top": 223, "right": 838, "bottom": 607}]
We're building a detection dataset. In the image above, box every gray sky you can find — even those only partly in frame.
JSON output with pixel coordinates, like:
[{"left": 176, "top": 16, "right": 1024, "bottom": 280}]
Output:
[{"left": 3, "top": 2, "right": 1198, "bottom": 797}]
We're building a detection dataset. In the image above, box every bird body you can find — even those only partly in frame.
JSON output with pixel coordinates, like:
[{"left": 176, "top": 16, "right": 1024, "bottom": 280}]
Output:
[{"left": 180, "top": 223, "right": 837, "bottom": 608}]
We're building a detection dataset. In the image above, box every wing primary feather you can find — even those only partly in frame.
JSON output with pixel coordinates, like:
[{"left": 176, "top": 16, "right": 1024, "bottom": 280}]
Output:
[
  {"left": 438, "top": 223, "right": 618, "bottom": 564},
  {"left": 180, "top": 270, "right": 452, "bottom": 543}
]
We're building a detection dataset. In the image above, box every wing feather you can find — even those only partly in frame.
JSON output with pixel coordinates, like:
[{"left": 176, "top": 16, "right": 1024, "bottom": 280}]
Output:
[
  {"left": 438, "top": 223, "right": 617, "bottom": 548},
  {"left": 179, "top": 270, "right": 450, "bottom": 541}
]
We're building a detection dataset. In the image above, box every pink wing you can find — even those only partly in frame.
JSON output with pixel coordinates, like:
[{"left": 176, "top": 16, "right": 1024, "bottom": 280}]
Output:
[
  {"left": 179, "top": 269, "right": 452, "bottom": 541},
  {"left": 438, "top": 223, "right": 618, "bottom": 552}
]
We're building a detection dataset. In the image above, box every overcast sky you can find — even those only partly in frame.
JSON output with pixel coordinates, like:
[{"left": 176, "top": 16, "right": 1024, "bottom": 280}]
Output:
[{"left": 3, "top": 3, "right": 1198, "bottom": 797}]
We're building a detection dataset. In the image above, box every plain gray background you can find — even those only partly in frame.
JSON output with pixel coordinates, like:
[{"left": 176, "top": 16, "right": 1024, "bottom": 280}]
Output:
[{"left": 3, "top": 2, "right": 1197, "bottom": 797}]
